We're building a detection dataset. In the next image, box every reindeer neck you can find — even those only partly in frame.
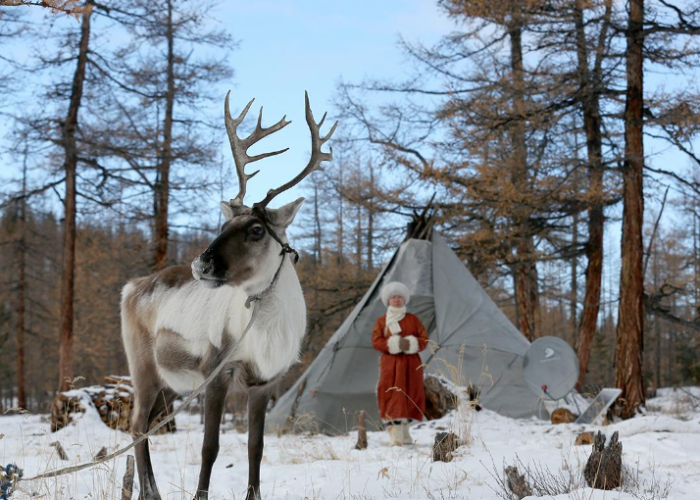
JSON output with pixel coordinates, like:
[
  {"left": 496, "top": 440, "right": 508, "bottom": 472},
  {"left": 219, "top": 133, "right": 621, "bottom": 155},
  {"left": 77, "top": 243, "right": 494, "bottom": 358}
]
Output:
[{"left": 244, "top": 252, "right": 288, "bottom": 309}]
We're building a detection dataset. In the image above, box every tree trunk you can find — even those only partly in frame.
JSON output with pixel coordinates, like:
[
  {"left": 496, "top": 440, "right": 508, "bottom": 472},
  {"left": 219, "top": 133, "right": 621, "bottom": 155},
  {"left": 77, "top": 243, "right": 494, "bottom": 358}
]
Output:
[
  {"left": 571, "top": 211, "right": 578, "bottom": 345},
  {"left": 15, "top": 160, "right": 28, "bottom": 409},
  {"left": 367, "top": 162, "right": 374, "bottom": 270},
  {"left": 336, "top": 168, "right": 344, "bottom": 263},
  {"left": 508, "top": 6, "right": 539, "bottom": 341},
  {"left": 573, "top": 0, "right": 608, "bottom": 392},
  {"left": 615, "top": 0, "right": 645, "bottom": 418},
  {"left": 653, "top": 244, "right": 661, "bottom": 392},
  {"left": 58, "top": 1, "right": 92, "bottom": 392},
  {"left": 355, "top": 203, "right": 362, "bottom": 273},
  {"left": 313, "top": 183, "right": 322, "bottom": 265},
  {"left": 154, "top": 0, "right": 175, "bottom": 271}
]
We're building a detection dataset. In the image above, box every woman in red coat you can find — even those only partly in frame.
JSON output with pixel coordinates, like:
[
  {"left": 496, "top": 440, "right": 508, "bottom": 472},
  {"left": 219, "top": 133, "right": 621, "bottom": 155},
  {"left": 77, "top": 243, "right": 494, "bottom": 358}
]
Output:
[{"left": 371, "top": 281, "right": 429, "bottom": 446}]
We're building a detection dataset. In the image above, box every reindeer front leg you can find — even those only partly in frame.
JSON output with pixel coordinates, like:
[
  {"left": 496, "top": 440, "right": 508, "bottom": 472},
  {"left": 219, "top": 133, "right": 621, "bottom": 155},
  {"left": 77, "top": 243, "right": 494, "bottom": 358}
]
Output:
[
  {"left": 246, "top": 388, "right": 271, "bottom": 500},
  {"left": 195, "top": 375, "right": 230, "bottom": 500}
]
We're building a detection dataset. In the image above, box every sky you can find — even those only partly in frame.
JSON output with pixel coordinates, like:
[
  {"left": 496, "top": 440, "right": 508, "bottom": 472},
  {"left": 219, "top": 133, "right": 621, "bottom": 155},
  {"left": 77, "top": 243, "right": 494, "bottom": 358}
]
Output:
[
  {"left": 201, "top": 0, "right": 454, "bottom": 210},
  {"left": 1, "top": 0, "right": 697, "bottom": 291},
  {"left": 0, "top": 0, "right": 455, "bottom": 223}
]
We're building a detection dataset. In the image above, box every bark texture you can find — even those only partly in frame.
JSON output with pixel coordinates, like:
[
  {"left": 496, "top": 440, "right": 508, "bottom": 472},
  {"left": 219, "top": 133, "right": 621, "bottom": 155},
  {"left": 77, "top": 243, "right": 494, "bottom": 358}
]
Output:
[
  {"left": 15, "top": 163, "right": 28, "bottom": 409},
  {"left": 509, "top": 4, "right": 540, "bottom": 341},
  {"left": 58, "top": 2, "right": 92, "bottom": 392},
  {"left": 154, "top": 0, "right": 175, "bottom": 271},
  {"left": 615, "top": 0, "right": 646, "bottom": 419},
  {"left": 574, "top": 0, "right": 609, "bottom": 391}
]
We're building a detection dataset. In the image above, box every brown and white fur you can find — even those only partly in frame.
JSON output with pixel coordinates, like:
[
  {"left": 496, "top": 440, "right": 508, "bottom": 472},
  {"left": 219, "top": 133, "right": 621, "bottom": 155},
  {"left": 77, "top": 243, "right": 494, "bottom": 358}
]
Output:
[{"left": 121, "top": 199, "right": 306, "bottom": 500}]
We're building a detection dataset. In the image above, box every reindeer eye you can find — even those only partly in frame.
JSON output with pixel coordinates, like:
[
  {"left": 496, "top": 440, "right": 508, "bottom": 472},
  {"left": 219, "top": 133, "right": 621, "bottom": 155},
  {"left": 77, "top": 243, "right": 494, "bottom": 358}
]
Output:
[{"left": 248, "top": 224, "right": 265, "bottom": 240}]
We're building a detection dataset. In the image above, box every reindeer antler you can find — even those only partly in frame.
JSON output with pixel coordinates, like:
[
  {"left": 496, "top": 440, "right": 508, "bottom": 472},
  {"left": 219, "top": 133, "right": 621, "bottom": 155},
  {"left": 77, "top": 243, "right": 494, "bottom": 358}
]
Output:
[
  {"left": 224, "top": 91, "right": 291, "bottom": 205},
  {"left": 255, "top": 92, "right": 338, "bottom": 209}
]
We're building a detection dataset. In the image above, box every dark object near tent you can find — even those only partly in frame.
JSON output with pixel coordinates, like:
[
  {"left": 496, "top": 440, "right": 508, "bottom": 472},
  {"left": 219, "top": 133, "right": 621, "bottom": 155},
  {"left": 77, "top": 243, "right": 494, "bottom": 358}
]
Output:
[{"left": 267, "top": 233, "right": 549, "bottom": 435}]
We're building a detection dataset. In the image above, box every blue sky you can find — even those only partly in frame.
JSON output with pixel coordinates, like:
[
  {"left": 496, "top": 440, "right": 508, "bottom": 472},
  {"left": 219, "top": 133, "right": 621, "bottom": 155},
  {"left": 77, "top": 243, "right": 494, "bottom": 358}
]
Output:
[
  {"left": 1, "top": 0, "right": 696, "bottom": 262},
  {"left": 201, "top": 0, "right": 454, "bottom": 210}
]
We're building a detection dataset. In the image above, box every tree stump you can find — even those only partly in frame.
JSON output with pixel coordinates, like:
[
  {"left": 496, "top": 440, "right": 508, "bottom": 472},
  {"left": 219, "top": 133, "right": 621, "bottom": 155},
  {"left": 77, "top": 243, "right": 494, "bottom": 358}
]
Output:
[
  {"left": 584, "top": 431, "right": 622, "bottom": 490},
  {"left": 551, "top": 408, "right": 576, "bottom": 424},
  {"left": 424, "top": 376, "right": 457, "bottom": 420},
  {"left": 355, "top": 410, "right": 368, "bottom": 450},
  {"left": 121, "top": 455, "right": 135, "bottom": 500},
  {"left": 432, "top": 432, "right": 460, "bottom": 462},
  {"left": 505, "top": 465, "right": 532, "bottom": 499}
]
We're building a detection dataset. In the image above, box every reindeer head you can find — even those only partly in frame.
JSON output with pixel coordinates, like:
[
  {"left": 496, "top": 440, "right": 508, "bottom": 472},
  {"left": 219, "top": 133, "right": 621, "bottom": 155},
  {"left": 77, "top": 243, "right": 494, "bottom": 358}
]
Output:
[{"left": 192, "top": 92, "right": 337, "bottom": 290}]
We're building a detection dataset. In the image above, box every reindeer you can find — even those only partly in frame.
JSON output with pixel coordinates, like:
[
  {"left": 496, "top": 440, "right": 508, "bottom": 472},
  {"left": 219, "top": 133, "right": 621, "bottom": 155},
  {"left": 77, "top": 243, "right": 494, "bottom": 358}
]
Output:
[{"left": 120, "top": 91, "right": 336, "bottom": 500}]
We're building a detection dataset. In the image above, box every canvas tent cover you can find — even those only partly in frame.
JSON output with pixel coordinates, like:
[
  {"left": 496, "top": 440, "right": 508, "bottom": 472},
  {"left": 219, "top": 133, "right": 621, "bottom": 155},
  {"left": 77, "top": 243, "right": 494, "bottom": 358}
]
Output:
[{"left": 267, "top": 233, "right": 548, "bottom": 435}]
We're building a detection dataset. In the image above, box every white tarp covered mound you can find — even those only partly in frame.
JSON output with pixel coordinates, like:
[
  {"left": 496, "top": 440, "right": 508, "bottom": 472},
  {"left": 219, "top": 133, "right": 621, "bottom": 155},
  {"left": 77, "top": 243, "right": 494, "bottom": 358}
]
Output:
[{"left": 267, "top": 233, "right": 547, "bottom": 435}]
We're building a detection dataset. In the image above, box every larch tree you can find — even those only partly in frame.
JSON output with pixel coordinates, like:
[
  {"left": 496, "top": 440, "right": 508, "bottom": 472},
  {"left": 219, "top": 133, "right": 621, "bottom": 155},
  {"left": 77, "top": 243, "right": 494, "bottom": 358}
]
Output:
[
  {"left": 57, "top": 0, "right": 93, "bottom": 392},
  {"left": 337, "top": 0, "right": 591, "bottom": 341},
  {"left": 570, "top": 0, "right": 615, "bottom": 391},
  {"left": 613, "top": 0, "right": 700, "bottom": 417},
  {"left": 92, "top": 0, "right": 233, "bottom": 271}
]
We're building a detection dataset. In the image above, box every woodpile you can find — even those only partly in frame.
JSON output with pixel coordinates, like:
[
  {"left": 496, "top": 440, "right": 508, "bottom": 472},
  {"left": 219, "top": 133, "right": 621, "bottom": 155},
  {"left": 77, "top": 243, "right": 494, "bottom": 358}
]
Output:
[{"left": 50, "top": 375, "right": 176, "bottom": 434}]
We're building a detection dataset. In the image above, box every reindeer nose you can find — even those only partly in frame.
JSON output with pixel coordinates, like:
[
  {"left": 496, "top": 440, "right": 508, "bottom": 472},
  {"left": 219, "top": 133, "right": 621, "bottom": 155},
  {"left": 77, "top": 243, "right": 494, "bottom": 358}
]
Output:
[
  {"left": 199, "top": 254, "right": 215, "bottom": 275},
  {"left": 192, "top": 247, "right": 222, "bottom": 282}
]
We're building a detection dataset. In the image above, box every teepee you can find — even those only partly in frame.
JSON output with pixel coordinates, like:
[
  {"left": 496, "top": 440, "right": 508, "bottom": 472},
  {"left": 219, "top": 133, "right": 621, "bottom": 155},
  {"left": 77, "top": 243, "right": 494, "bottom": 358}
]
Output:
[{"left": 267, "top": 231, "right": 548, "bottom": 435}]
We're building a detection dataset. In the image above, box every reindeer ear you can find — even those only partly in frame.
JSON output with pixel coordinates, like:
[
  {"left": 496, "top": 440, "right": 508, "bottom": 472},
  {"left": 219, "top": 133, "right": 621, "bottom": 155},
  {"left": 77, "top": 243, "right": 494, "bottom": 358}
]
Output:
[
  {"left": 221, "top": 201, "right": 249, "bottom": 221},
  {"left": 266, "top": 197, "right": 305, "bottom": 228},
  {"left": 220, "top": 201, "right": 236, "bottom": 221}
]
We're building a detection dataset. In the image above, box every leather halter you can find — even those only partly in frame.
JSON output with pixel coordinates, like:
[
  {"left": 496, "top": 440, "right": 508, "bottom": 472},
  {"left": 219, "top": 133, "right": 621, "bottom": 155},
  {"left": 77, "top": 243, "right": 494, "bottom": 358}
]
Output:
[
  {"left": 243, "top": 206, "right": 300, "bottom": 310},
  {"left": 251, "top": 205, "right": 300, "bottom": 264}
]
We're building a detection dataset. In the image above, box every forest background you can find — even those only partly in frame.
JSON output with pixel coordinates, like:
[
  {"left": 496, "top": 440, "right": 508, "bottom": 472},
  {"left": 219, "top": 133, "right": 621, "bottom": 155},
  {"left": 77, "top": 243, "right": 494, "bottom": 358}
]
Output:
[{"left": 1, "top": 0, "right": 700, "bottom": 420}]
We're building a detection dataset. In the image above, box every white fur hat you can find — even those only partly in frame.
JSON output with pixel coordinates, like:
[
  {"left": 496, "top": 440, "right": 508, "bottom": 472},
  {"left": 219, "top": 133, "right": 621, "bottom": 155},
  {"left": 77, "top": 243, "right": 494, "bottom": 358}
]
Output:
[{"left": 380, "top": 281, "right": 411, "bottom": 306}]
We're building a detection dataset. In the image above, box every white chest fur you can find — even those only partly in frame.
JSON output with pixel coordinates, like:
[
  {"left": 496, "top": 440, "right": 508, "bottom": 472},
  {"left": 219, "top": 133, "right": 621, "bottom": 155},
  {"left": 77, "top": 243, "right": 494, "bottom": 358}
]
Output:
[
  {"left": 235, "top": 261, "right": 306, "bottom": 379},
  {"left": 152, "top": 257, "right": 306, "bottom": 387}
]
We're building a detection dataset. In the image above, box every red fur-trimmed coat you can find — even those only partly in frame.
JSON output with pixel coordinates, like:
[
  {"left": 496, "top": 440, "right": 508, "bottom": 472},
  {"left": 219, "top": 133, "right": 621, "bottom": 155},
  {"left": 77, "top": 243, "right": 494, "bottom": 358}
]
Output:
[{"left": 371, "top": 313, "right": 429, "bottom": 421}]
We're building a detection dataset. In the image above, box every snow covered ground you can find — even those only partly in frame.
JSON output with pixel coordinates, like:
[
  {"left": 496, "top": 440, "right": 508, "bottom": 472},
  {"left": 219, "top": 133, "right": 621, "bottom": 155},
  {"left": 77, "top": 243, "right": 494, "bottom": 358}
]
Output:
[{"left": 1, "top": 388, "right": 699, "bottom": 500}]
